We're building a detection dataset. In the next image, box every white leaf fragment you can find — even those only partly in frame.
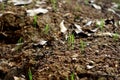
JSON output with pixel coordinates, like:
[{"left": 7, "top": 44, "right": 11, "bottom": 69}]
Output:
[
  {"left": 86, "top": 65, "right": 94, "bottom": 69},
  {"left": 84, "top": 21, "right": 93, "bottom": 27},
  {"left": 36, "top": 0, "right": 46, "bottom": 5},
  {"left": 39, "top": 40, "right": 47, "bottom": 45},
  {"left": 91, "top": 28, "right": 98, "bottom": 33},
  {"left": 12, "top": 0, "right": 32, "bottom": 6},
  {"left": 60, "top": 20, "right": 67, "bottom": 33},
  {"left": 26, "top": 8, "right": 48, "bottom": 16},
  {"left": 92, "top": 4, "right": 101, "bottom": 10},
  {"left": 89, "top": 0, "right": 95, "bottom": 3},
  {"left": 0, "top": 0, "right": 6, "bottom": 2},
  {"left": 34, "top": 39, "right": 47, "bottom": 46},
  {"left": 108, "top": 8, "right": 116, "bottom": 13},
  {"left": 74, "top": 24, "right": 83, "bottom": 33},
  {"left": 0, "top": 13, "right": 2, "bottom": 17},
  {"left": 111, "top": 3, "right": 119, "bottom": 8},
  {"left": 14, "top": 76, "right": 25, "bottom": 80}
]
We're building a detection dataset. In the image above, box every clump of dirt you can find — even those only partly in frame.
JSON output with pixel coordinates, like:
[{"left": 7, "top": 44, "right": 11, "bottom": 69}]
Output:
[{"left": 0, "top": 9, "right": 34, "bottom": 44}]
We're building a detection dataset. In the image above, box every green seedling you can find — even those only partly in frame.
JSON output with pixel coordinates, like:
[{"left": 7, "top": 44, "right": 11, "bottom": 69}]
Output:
[
  {"left": 44, "top": 24, "right": 50, "bottom": 34},
  {"left": 50, "top": 0, "right": 57, "bottom": 11},
  {"left": 96, "top": 19, "right": 105, "bottom": 31},
  {"left": 13, "top": 37, "right": 23, "bottom": 51},
  {"left": 112, "top": 0, "right": 120, "bottom": 3},
  {"left": 74, "top": 3, "right": 81, "bottom": 11},
  {"left": 1, "top": 2, "right": 5, "bottom": 13},
  {"left": 28, "top": 68, "right": 33, "bottom": 80},
  {"left": 113, "top": 33, "right": 119, "bottom": 41},
  {"left": 84, "top": 0, "right": 89, "bottom": 5},
  {"left": 80, "top": 39, "right": 86, "bottom": 52},
  {"left": 118, "top": 4, "right": 120, "bottom": 9},
  {"left": 33, "top": 15, "right": 37, "bottom": 27},
  {"left": 70, "top": 73, "right": 75, "bottom": 80},
  {"left": 17, "top": 37, "right": 23, "bottom": 43},
  {"left": 68, "top": 34, "right": 75, "bottom": 49},
  {"left": 66, "top": 77, "right": 69, "bottom": 80},
  {"left": 66, "top": 73, "right": 74, "bottom": 80}
]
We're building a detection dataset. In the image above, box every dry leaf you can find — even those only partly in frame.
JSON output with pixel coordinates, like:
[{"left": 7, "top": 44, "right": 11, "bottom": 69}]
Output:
[
  {"left": 74, "top": 24, "right": 83, "bottom": 33},
  {"left": 60, "top": 20, "right": 67, "bottom": 34},
  {"left": 14, "top": 76, "right": 25, "bottom": 80},
  {"left": 12, "top": 0, "right": 32, "bottom": 6},
  {"left": 84, "top": 21, "right": 92, "bottom": 27},
  {"left": 92, "top": 4, "right": 101, "bottom": 10},
  {"left": 26, "top": 8, "right": 48, "bottom": 16}
]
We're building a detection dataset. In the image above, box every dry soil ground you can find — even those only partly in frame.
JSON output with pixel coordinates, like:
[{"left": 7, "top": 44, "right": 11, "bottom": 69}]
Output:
[{"left": 0, "top": 0, "right": 120, "bottom": 80}]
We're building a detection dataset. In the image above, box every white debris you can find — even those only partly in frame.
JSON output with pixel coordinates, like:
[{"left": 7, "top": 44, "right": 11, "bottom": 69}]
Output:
[
  {"left": 84, "top": 21, "right": 93, "bottom": 27},
  {"left": 38, "top": 40, "right": 47, "bottom": 45},
  {"left": 92, "top": 4, "right": 101, "bottom": 10},
  {"left": 14, "top": 76, "right": 25, "bottom": 80},
  {"left": 86, "top": 65, "right": 94, "bottom": 69},
  {"left": 26, "top": 8, "right": 48, "bottom": 16},
  {"left": 33, "top": 39, "right": 47, "bottom": 46},
  {"left": 89, "top": 0, "right": 95, "bottom": 3},
  {"left": 118, "top": 21, "right": 120, "bottom": 25},
  {"left": 35, "top": 0, "right": 46, "bottom": 7},
  {"left": 90, "top": 28, "right": 98, "bottom": 33},
  {"left": 36, "top": 0, "right": 46, "bottom": 5},
  {"left": 0, "top": 13, "right": 2, "bottom": 17},
  {"left": 111, "top": 2, "right": 119, "bottom": 9},
  {"left": 0, "top": 0, "right": 6, "bottom": 2},
  {"left": 108, "top": 8, "right": 116, "bottom": 13},
  {"left": 60, "top": 20, "right": 67, "bottom": 34},
  {"left": 74, "top": 24, "right": 83, "bottom": 33},
  {"left": 12, "top": 0, "right": 32, "bottom": 6}
]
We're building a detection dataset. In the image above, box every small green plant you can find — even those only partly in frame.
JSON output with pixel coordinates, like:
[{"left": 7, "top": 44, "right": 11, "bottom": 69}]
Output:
[
  {"left": 17, "top": 37, "right": 23, "bottom": 43},
  {"left": 33, "top": 15, "right": 37, "bottom": 27},
  {"left": 28, "top": 68, "right": 33, "bottom": 80},
  {"left": 112, "top": 0, "right": 120, "bottom": 3},
  {"left": 1, "top": 2, "right": 5, "bottom": 13},
  {"left": 13, "top": 37, "right": 23, "bottom": 52},
  {"left": 66, "top": 73, "right": 75, "bottom": 80},
  {"left": 74, "top": 3, "right": 81, "bottom": 11},
  {"left": 70, "top": 73, "right": 75, "bottom": 80},
  {"left": 96, "top": 19, "right": 105, "bottom": 31},
  {"left": 118, "top": 4, "right": 120, "bottom": 9},
  {"left": 80, "top": 39, "right": 86, "bottom": 52},
  {"left": 44, "top": 24, "right": 50, "bottom": 34},
  {"left": 68, "top": 34, "right": 75, "bottom": 49},
  {"left": 50, "top": 0, "right": 57, "bottom": 11},
  {"left": 84, "top": 0, "right": 89, "bottom": 5},
  {"left": 113, "top": 33, "right": 119, "bottom": 41}
]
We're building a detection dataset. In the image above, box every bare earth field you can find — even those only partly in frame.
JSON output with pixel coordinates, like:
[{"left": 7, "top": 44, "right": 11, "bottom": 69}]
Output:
[{"left": 0, "top": 0, "right": 120, "bottom": 80}]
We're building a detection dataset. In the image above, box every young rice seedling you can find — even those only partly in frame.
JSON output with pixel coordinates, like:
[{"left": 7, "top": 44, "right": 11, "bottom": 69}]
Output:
[
  {"left": 28, "top": 68, "right": 33, "bottom": 80},
  {"left": 70, "top": 73, "right": 75, "bottom": 80},
  {"left": 80, "top": 39, "right": 86, "bottom": 52},
  {"left": 33, "top": 15, "right": 37, "bottom": 27},
  {"left": 68, "top": 34, "right": 75, "bottom": 49},
  {"left": 96, "top": 19, "right": 105, "bottom": 32},
  {"left": 44, "top": 24, "right": 50, "bottom": 34},
  {"left": 1, "top": 2, "right": 5, "bottom": 13},
  {"left": 50, "top": 0, "right": 57, "bottom": 11},
  {"left": 113, "top": 33, "right": 119, "bottom": 41}
]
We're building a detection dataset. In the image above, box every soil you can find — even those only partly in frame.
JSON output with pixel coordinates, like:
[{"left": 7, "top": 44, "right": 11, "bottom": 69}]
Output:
[{"left": 0, "top": 0, "right": 120, "bottom": 80}]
